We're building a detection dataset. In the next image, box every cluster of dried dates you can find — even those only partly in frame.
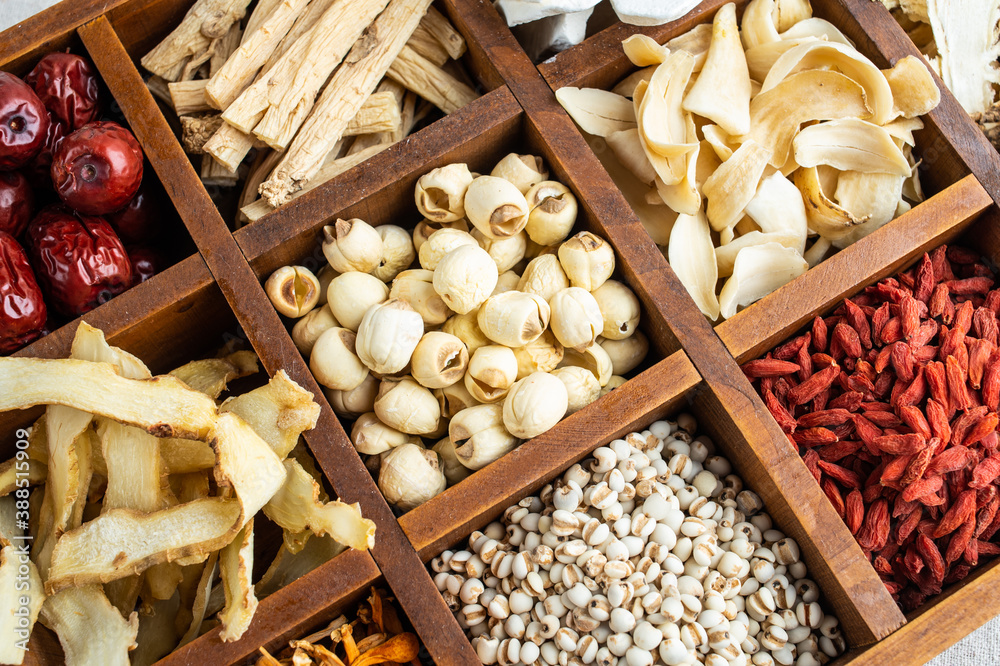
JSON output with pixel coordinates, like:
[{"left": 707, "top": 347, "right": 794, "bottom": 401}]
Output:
[{"left": 744, "top": 244, "right": 1000, "bottom": 612}]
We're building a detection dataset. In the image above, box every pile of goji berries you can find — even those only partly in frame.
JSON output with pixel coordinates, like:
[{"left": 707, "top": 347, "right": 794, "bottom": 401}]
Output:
[{"left": 742, "top": 245, "right": 1000, "bottom": 612}]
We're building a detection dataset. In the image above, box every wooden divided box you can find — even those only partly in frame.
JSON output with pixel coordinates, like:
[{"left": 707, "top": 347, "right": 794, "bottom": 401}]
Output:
[{"left": 3, "top": 0, "right": 1000, "bottom": 663}]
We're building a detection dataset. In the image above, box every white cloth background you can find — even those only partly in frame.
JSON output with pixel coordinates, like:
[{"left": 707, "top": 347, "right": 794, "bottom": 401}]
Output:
[{"left": 0, "top": 0, "right": 996, "bottom": 663}]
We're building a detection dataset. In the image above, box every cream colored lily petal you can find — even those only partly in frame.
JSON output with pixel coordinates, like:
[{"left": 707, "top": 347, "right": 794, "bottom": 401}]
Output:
[
  {"left": 665, "top": 23, "right": 712, "bottom": 71},
  {"left": 794, "top": 166, "right": 866, "bottom": 240},
  {"left": 0, "top": 544, "right": 44, "bottom": 664},
  {"left": 622, "top": 34, "right": 670, "bottom": 67},
  {"left": 702, "top": 139, "right": 773, "bottom": 232},
  {"left": 218, "top": 519, "right": 257, "bottom": 643},
  {"left": 743, "top": 171, "right": 808, "bottom": 253},
  {"left": 715, "top": 230, "right": 806, "bottom": 277},
  {"left": 804, "top": 236, "right": 833, "bottom": 267},
  {"left": 263, "top": 459, "right": 376, "bottom": 551},
  {"left": 40, "top": 586, "right": 137, "bottom": 666},
  {"left": 667, "top": 210, "right": 721, "bottom": 320},
  {"left": 556, "top": 87, "right": 637, "bottom": 137},
  {"left": 611, "top": 66, "right": 655, "bottom": 98},
  {"left": 683, "top": 3, "right": 752, "bottom": 136},
  {"left": 746, "top": 70, "right": 871, "bottom": 167},
  {"left": 883, "top": 55, "right": 941, "bottom": 119},
  {"left": 639, "top": 51, "right": 698, "bottom": 162},
  {"left": 792, "top": 118, "right": 912, "bottom": 176},
  {"left": 761, "top": 40, "right": 895, "bottom": 125},
  {"left": 744, "top": 37, "right": 818, "bottom": 83},
  {"left": 902, "top": 144, "right": 925, "bottom": 203},
  {"left": 772, "top": 0, "right": 812, "bottom": 31},
  {"left": 702, "top": 125, "right": 738, "bottom": 162},
  {"left": 719, "top": 243, "right": 808, "bottom": 319},
  {"left": 606, "top": 129, "right": 658, "bottom": 185},
  {"left": 780, "top": 17, "right": 853, "bottom": 45},
  {"left": 655, "top": 116, "right": 702, "bottom": 215},
  {"left": 831, "top": 171, "right": 906, "bottom": 248},
  {"left": 219, "top": 370, "right": 320, "bottom": 459},
  {"left": 741, "top": 0, "right": 781, "bottom": 50},
  {"left": 882, "top": 116, "right": 924, "bottom": 146},
  {"left": 695, "top": 139, "right": 724, "bottom": 190}
]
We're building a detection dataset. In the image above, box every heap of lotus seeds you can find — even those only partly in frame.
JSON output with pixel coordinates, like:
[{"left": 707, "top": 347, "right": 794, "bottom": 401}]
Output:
[{"left": 431, "top": 415, "right": 847, "bottom": 666}]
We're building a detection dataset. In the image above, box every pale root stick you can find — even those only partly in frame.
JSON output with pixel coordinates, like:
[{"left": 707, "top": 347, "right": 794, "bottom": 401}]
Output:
[
  {"left": 141, "top": 0, "right": 253, "bottom": 82},
  {"left": 421, "top": 6, "right": 466, "bottom": 60},
  {"left": 386, "top": 45, "right": 478, "bottom": 114},
  {"left": 210, "top": 22, "right": 242, "bottom": 76},
  {"left": 168, "top": 80, "right": 212, "bottom": 115},
  {"left": 181, "top": 115, "right": 225, "bottom": 154}
]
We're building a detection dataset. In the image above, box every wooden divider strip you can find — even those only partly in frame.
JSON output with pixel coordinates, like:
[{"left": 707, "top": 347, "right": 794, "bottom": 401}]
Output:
[
  {"left": 159, "top": 549, "right": 381, "bottom": 665},
  {"left": 78, "top": 16, "right": 479, "bottom": 665},
  {"left": 442, "top": 0, "right": 905, "bottom": 644},
  {"left": 717, "top": 174, "right": 992, "bottom": 363},
  {"left": 402, "top": 352, "right": 701, "bottom": 560}
]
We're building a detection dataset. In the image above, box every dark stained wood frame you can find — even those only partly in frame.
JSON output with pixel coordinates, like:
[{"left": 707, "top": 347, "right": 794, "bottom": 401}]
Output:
[{"left": 3, "top": 0, "right": 1000, "bottom": 663}]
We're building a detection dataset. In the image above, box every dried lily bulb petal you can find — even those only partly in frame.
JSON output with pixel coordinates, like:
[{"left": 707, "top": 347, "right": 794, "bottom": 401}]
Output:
[
  {"left": 451, "top": 403, "right": 519, "bottom": 470},
  {"left": 746, "top": 70, "right": 871, "bottom": 168},
  {"left": 414, "top": 163, "right": 474, "bottom": 223},
  {"left": 882, "top": 116, "right": 924, "bottom": 147},
  {"left": 373, "top": 225, "right": 416, "bottom": 283},
  {"left": 432, "top": 437, "right": 472, "bottom": 485},
  {"left": 555, "top": 87, "right": 637, "bottom": 137},
  {"left": 524, "top": 181, "right": 578, "bottom": 246},
  {"left": 780, "top": 18, "right": 853, "bottom": 45},
  {"left": 327, "top": 272, "right": 390, "bottom": 332},
  {"left": 762, "top": 41, "right": 894, "bottom": 125},
  {"left": 558, "top": 231, "right": 615, "bottom": 292},
  {"left": 378, "top": 443, "right": 446, "bottom": 511},
  {"left": 464, "top": 176, "right": 530, "bottom": 240},
  {"left": 418, "top": 228, "right": 478, "bottom": 271},
  {"left": 607, "top": 129, "right": 657, "bottom": 185},
  {"left": 683, "top": 4, "right": 752, "bottom": 137},
  {"left": 742, "top": 171, "right": 808, "bottom": 253},
  {"left": 655, "top": 115, "right": 701, "bottom": 215},
  {"left": 322, "top": 219, "right": 383, "bottom": 274},
  {"left": 831, "top": 171, "right": 905, "bottom": 248},
  {"left": 771, "top": 0, "right": 811, "bottom": 31},
  {"left": 374, "top": 377, "right": 441, "bottom": 436},
  {"left": 622, "top": 34, "right": 670, "bottom": 67},
  {"left": 792, "top": 119, "right": 911, "bottom": 177},
  {"left": 702, "top": 139, "right": 772, "bottom": 234},
  {"left": 719, "top": 243, "right": 808, "bottom": 319},
  {"left": 637, "top": 51, "right": 697, "bottom": 185},
  {"left": 612, "top": 67, "right": 656, "bottom": 98},
  {"left": 512, "top": 329, "right": 564, "bottom": 379},
  {"left": 741, "top": 0, "right": 781, "bottom": 50},
  {"left": 490, "top": 153, "right": 548, "bottom": 194},
  {"left": 472, "top": 228, "right": 527, "bottom": 273},
  {"left": 433, "top": 245, "right": 499, "bottom": 314},
  {"left": 793, "top": 166, "right": 865, "bottom": 241},
  {"left": 883, "top": 55, "right": 941, "bottom": 119},
  {"left": 715, "top": 230, "right": 803, "bottom": 277},
  {"left": 478, "top": 291, "right": 550, "bottom": 348},
  {"left": 745, "top": 37, "right": 817, "bottom": 83},
  {"left": 665, "top": 23, "right": 712, "bottom": 71},
  {"left": 667, "top": 210, "right": 720, "bottom": 321},
  {"left": 390, "top": 269, "right": 453, "bottom": 327},
  {"left": 502, "top": 372, "right": 568, "bottom": 439},
  {"left": 702, "top": 125, "right": 739, "bottom": 162}
]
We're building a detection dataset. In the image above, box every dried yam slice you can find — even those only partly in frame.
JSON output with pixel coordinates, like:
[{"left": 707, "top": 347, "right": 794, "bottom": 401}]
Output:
[
  {"left": 556, "top": 87, "right": 637, "bottom": 137},
  {"left": 683, "top": 3, "right": 752, "bottom": 136},
  {"left": 41, "top": 586, "right": 137, "bottom": 666},
  {"left": 218, "top": 519, "right": 257, "bottom": 642},
  {"left": 667, "top": 210, "right": 720, "bottom": 321},
  {"left": 792, "top": 118, "right": 911, "bottom": 176},
  {"left": 220, "top": 370, "right": 320, "bottom": 459},
  {"left": 745, "top": 70, "right": 871, "bottom": 167}
]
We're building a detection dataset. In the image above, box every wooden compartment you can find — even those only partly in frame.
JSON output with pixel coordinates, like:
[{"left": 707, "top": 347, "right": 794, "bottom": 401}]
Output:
[{"left": 3, "top": 0, "right": 1000, "bottom": 664}]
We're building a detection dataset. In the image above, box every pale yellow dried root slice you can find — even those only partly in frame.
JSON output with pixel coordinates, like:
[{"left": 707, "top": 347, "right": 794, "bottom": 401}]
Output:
[
  {"left": 263, "top": 458, "right": 376, "bottom": 551},
  {"left": 792, "top": 118, "right": 912, "bottom": 176},
  {"left": 71, "top": 322, "right": 151, "bottom": 380},
  {"left": 719, "top": 242, "right": 808, "bottom": 319},
  {"left": 702, "top": 139, "right": 772, "bottom": 233},
  {"left": 0, "top": 543, "right": 44, "bottom": 664},
  {"left": 622, "top": 34, "right": 670, "bottom": 67},
  {"left": 556, "top": 87, "right": 637, "bottom": 136},
  {"left": 169, "top": 353, "right": 260, "bottom": 400},
  {"left": 218, "top": 519, "right": 257, "bottom": 642},
  {"left": 667, "top": 210, "right": 720, "bottom": 321},
  {"left": 883, "top": 55, "right": 941, "bottom": 119},
  {"left": 793, "top": 166, "right": 866, "bottom": 240},
  {"left": 0, "top": 358, "right": 218, "bottom": 440},
  {"left": 745, "top": 69, "right": 871, "bottom": 168},
  {"left": 761, "top": 40, "right": 895, "bottom": 125},
  {"left": 683, "top": 3, "right": 752, "bottom": 137},
  {"left": 40, "top": 586, "right": 138, "bottom": 666},
  {"left": 0, "top": 457, "right": 46, "bottom": 496},
  {"left": 161, "top": 439, "right": 217, "bottom": 474},
  {"left": 219, "top": 370, "right": 320, "bottom": 459}
]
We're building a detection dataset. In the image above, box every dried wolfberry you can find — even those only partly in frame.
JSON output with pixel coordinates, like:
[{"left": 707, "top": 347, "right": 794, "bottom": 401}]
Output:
[
  {"left": 821, "top": 477, "right": 846, "bottom": 517},
  {"left": 792, "top": 427, "right": 838, "bottom": 447},
  {"left": 903, "top": 547, "right": 924, "bottom": 576},
  {"left": 847, "top": 373, "right": 876, "bottom": 395},
  {"left": 796, "top": 340, "right": 813, "bottom": 383},
  {"left": 890, "top": 341, "right": 916, "bottom": 383},
  {"left": 900, "top": 294, "right": 921, "bottom": 340},
  {"left": 954, "top": 300, "right": 974, "bottom": 335},
  {"left": 947, "top": 246, "right": 980, "bottom": 265},
  {"left": 964, "top": 413, "right": 1000, "bottom": 449},
  {"left": 817, "top": 460, "right": 861, "bottom": 488},
  {"left": 845, "top": 489, "right": 864, "bottom": 534},
  {"left": 973, "top": 307, "right": 999, "bottom": 346},
  {"left": 896, "top": 506, "right": 923, "bottom": 544},
  {"left": 812, "top": 388, "right": 830, "bottom": 412},
  {"left": 882, "top": 454, "right": 914, "bottom": 486},
  {"left": 874, "top": 434, "right": 929, "bottom": 456},
  {"left": 915, "top": 254, "right": 935, "bottom": 303},
  {"left": 967, "top": 338, "right": 996, "bottom": 389},
  {"left": 811, "top": 315, "right": 828, "bottom": 352},
  {"left": 787, "top": 364, "right": 840, "bottom": 406},
  {"left": 946, "top": 277, "right": 995, "bottom": 296},
  {"left": 881, "top": 317, "right": 904, "bottom": 344},
  {"left": 817, "top": 440, "right": 863, "bottom": 462},
  {"left": 865, "top": 411, "right": 903, "bottom": 429},
  {"left": 976, "top": 495, "right": 1000, "bottom": 537},
  {"left": 926, "top": 446, "right": 974, "bottom": 477},
  {"left": 774, "top": 334, "right": 810, "bottom": 361},
  {"left": 763, "top": 389, "right": 796, "bottom": 434},
  {"left": 976, "top": 540, "right": 1000, "bottom": 555},
  {"left": 969, "top": 454, "right": 1000, "bottom": 489},
  {"left": 898, "top": 405, "right": 931, "bottom": 440},
  {"left": 803, "top": 449, "right": 822, "bottom": 484},
  {"left": 858, "top": 498, "right": 890, "bottom": 551},
  {"left": 964, "top": 537, "right": 979, "bottom": 566},
  {"left": 828, "top": 391, "right": 864, "bottom": 412},
  {"left": 901, "top": 445, "right": 935, "bottom": 487},
  {"left": 946, "top": 356, "right": 972, "bottom": 412},
  {"left": 853, "top": 414, "right": 883, "bottom": 455},
  {"left": 985, "top": 289, "right": 1000, "bottom": 315},
  {"left": 874, "top": 370, "right": 895, "bottom": 398},
  {"left": 912, "top": 320, "right": 940, "bottom": 348},
  {"left": 916, "top": 533, "right": 946, "bottom": 583},
  {"left": 797, "top": 408, "right": 852, "bottom": 427},
  {"left": 950, "top": 406, "right": 989, "bottom": 448},
  {"left": 946, "top": 517, "right": 976, "bottom": 564},
  {"left": 742, "top": 358, "right": 801, "bottom": 378},
  {"left": 933, "top": 490, "right": 978, "bottom": 538},
  {"left": 842, "top": 299, "right": 872, "bottom": 349},
  {"left": 901, "top": 475, "right": 943, "bottom": 502},
  {"left": 871, "top": 302, "right": 890, "bottom": 341}
]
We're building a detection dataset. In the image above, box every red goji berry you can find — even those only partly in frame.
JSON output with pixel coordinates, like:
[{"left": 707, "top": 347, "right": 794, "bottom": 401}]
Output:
[
  {"left": 857, "top": 498, "right": 890, "bottom": 551},
  {"left": 901, "top": 475, "right": 943, "bottom": 503},
  {"left": 845, "top": 489, "right": 864, "bottom": 534},
  {"left": 916, "top": 533, "right": 945, "bottom": 582},
  {"left": 933, "top": 490, "right": 977, "bottom": 538},
  {"left": 742, "top": 358, "right": 801, "bottom": 378},
  {"left": 874, "top": 433, "right": 929, "bottom": 456},
  {"left": 787, "top": 364, "right": 840, "bottom": 406}
]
